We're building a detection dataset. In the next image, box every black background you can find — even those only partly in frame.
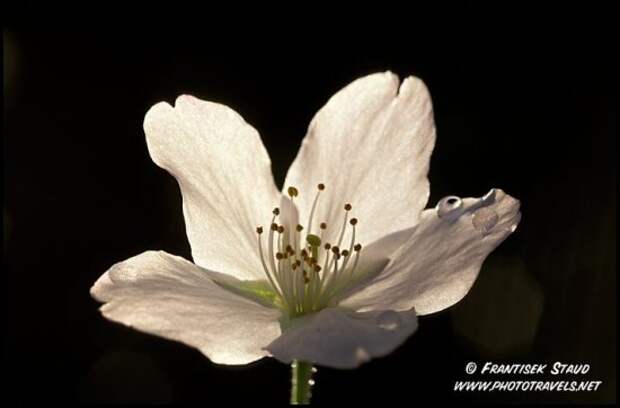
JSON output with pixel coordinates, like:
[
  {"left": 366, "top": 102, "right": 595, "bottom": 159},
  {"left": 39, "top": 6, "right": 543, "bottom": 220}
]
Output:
[{"left": 4, "top": 21, "right": 616, "bottom": 405}]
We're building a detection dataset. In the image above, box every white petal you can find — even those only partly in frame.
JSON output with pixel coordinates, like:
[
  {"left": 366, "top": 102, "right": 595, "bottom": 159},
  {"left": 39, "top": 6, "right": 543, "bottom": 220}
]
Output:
[
  {"left": 91, "top": 251, "right": 282, "bottom": 365},
  {"left": 144, "top": 95, "right": 280, "bottom": 280},
  {"left": 340, "top": 189, "right": 521, "bottom": 315},
  {"left": 266, "top": 307, "right": 417, "bottom": 369},
  {"left": 283, "top": 72, "right": 436, "bottom": 248}
]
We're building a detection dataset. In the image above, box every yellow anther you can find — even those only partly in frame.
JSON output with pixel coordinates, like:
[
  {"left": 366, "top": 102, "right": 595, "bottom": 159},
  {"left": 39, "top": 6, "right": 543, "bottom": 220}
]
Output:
[{"left": 287, "top": 186, "right": 299, "bottom": 197}]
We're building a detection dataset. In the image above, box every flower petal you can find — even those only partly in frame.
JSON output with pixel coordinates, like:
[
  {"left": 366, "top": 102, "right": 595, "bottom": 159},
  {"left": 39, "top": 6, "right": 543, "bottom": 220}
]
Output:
[
  {"left": 144, "top": 95, "right": 280, "bottom": 280},
  {"left": 340, "top": 189, "right": 521, "bottom": 315},
  {"left": 91, "top": 251, "right": 282, "bottom": 365},
  {"left": 266, "top": 307, "right": 418, "bottom": 369},
  {"left": 283, "top": 72, "right": 436, "bottom": 248}
]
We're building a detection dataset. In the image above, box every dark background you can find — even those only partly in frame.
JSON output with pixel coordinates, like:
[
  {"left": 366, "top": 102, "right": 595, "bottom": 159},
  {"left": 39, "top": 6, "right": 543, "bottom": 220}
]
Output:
[{"left": 4, "top": 24, "right": 616, "bottom": 405}]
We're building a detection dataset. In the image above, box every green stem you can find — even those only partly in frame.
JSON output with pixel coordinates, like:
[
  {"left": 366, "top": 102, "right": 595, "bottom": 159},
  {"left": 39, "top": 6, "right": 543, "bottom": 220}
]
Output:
[{"left": 290, "top": 360, "right": 314, "bottom": 405}]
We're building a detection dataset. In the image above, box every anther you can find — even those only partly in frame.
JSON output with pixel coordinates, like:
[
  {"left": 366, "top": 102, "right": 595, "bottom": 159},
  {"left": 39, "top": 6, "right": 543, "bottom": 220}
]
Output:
[
  {"left": 324, "top": 243, "right": 331, "bottom": 250},
  {"left": 320, "top": 222, "right": 327, "bottom": 230},
  {"left": 271, "top": 223, "right": 278, "bottom": 231},
  {"left": 275, "top": 252, "right": 284, "bottom": 260},
  {"left": 287, "top": 186, "right": 299, "bottom": 197},
  {"left": 318, "top": 183, "right": 325, "bottom": 191},
  {"left": 350, "top": 218, "right": 358, "bottom": 225},
  {"left": 296, "top": 224, "right": 304, "bottom": 232},
  {"left": 354, "top": 243, "right": 362, "bottom": 252},
  {"left": 277, "top": 225, "right": 284, "bottom": 234},
  {"left": 341, "top": 250, "right": 350, "bottom": 257},
  {"left": 314, "top": 264, "right": 321, "bottom": 272},
  {"left": 331, "top": 246, "right": 340, "bottom": 254},
  {"left": 273, "top": 207, "right": 280, "bottom": 216},
  {"left": 285, "top": 245, "right": 293, "bottom": 253},
  {"left": 301, "top": 249, "right": 308, "bottom": 258},
  {"left": 256, "top": 226, "right": 263, "bottom": 234},
  {"left": 344, "top": 203, "right": 352, "bottom": 211}
]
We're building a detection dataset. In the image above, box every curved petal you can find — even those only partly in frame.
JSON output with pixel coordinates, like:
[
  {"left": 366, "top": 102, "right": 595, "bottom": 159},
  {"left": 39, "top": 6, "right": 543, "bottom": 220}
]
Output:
[
  {"left": 283, "top": 72, "right": 436, "bottom": 249},
  {"left": 144, "top": 95, "right": 280, "bottom": 280},
  {"left": 340, "top": 189, "right": 521, "bottom": 315},
  {"left": 266, "top": 307, "right": 418, "bottom": 369},
  {"left": 91, "top": 251, "right": 282, "bottom": 365}
]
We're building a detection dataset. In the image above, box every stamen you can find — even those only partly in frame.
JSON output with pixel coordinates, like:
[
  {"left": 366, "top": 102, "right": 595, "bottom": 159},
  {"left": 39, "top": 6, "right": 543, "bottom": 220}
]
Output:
[
  {"left": 257, "top": 230, "right": 284, "bottom": 302},
  {"left": 306, "top": 183, "right": 325, "bottom": 236},
  {"left": 341, "top": 221, "right": 357, "bottom": 272},
  {"left": 345, "top": 243, "right": 363, "bottom": 282},
  {"left": 318, "top": 221, "right": 327, "bottom": 243},
  {"left": 336, "top": 204, "right": 351, "bottom": 248},
  {"left": 287, "top": 186, "right": 299, "bottom": 197},
  {"left": 322, "top": 244, "right": 331, "bottom": 278},
  {"left": 349, "top": 243, "right": 362, "bottom": 278},
  {"left": 257, "top": 188, "right": 365, "bottom": 316},
  {"left": 294, "top": 224, "right": 303, "bottom": 254},
  {"left": 297, "top": 257, "right": 306, "bottom": 312},
  {"left": 267, "top": 215, "right": 279, "bottom": 285},
  {"left": 277, "top": 229, "right": 284, "bottom": 278}
]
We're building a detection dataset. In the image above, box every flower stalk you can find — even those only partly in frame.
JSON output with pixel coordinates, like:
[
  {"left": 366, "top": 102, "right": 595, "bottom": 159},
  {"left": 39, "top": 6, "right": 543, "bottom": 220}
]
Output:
[{"left": 290, "top": 359, "right": 314, "bottom": 405}]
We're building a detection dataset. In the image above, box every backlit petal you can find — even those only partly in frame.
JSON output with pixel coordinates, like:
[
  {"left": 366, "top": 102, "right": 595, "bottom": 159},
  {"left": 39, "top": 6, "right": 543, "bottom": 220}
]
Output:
[
  {"left": 340, "top": 189, "right": 521, "bottom": 315},
  {"left": 91, "top": 251, "right": 282, "bottom": 365},
  {"left": 144, "top": 95, "right": 280, "bottom": 279}
]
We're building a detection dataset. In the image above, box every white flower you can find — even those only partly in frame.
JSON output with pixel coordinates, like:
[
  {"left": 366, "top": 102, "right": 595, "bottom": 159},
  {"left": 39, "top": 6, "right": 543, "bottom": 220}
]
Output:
[{"left": 91, "top": 72, "right": 521, "bottom": 369}]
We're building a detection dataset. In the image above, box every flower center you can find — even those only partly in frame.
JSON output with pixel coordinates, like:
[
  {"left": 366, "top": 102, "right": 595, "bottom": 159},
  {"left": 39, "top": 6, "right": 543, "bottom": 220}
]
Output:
[{"left": 256, "top": 184, "right": 363, "bottom": 317}]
